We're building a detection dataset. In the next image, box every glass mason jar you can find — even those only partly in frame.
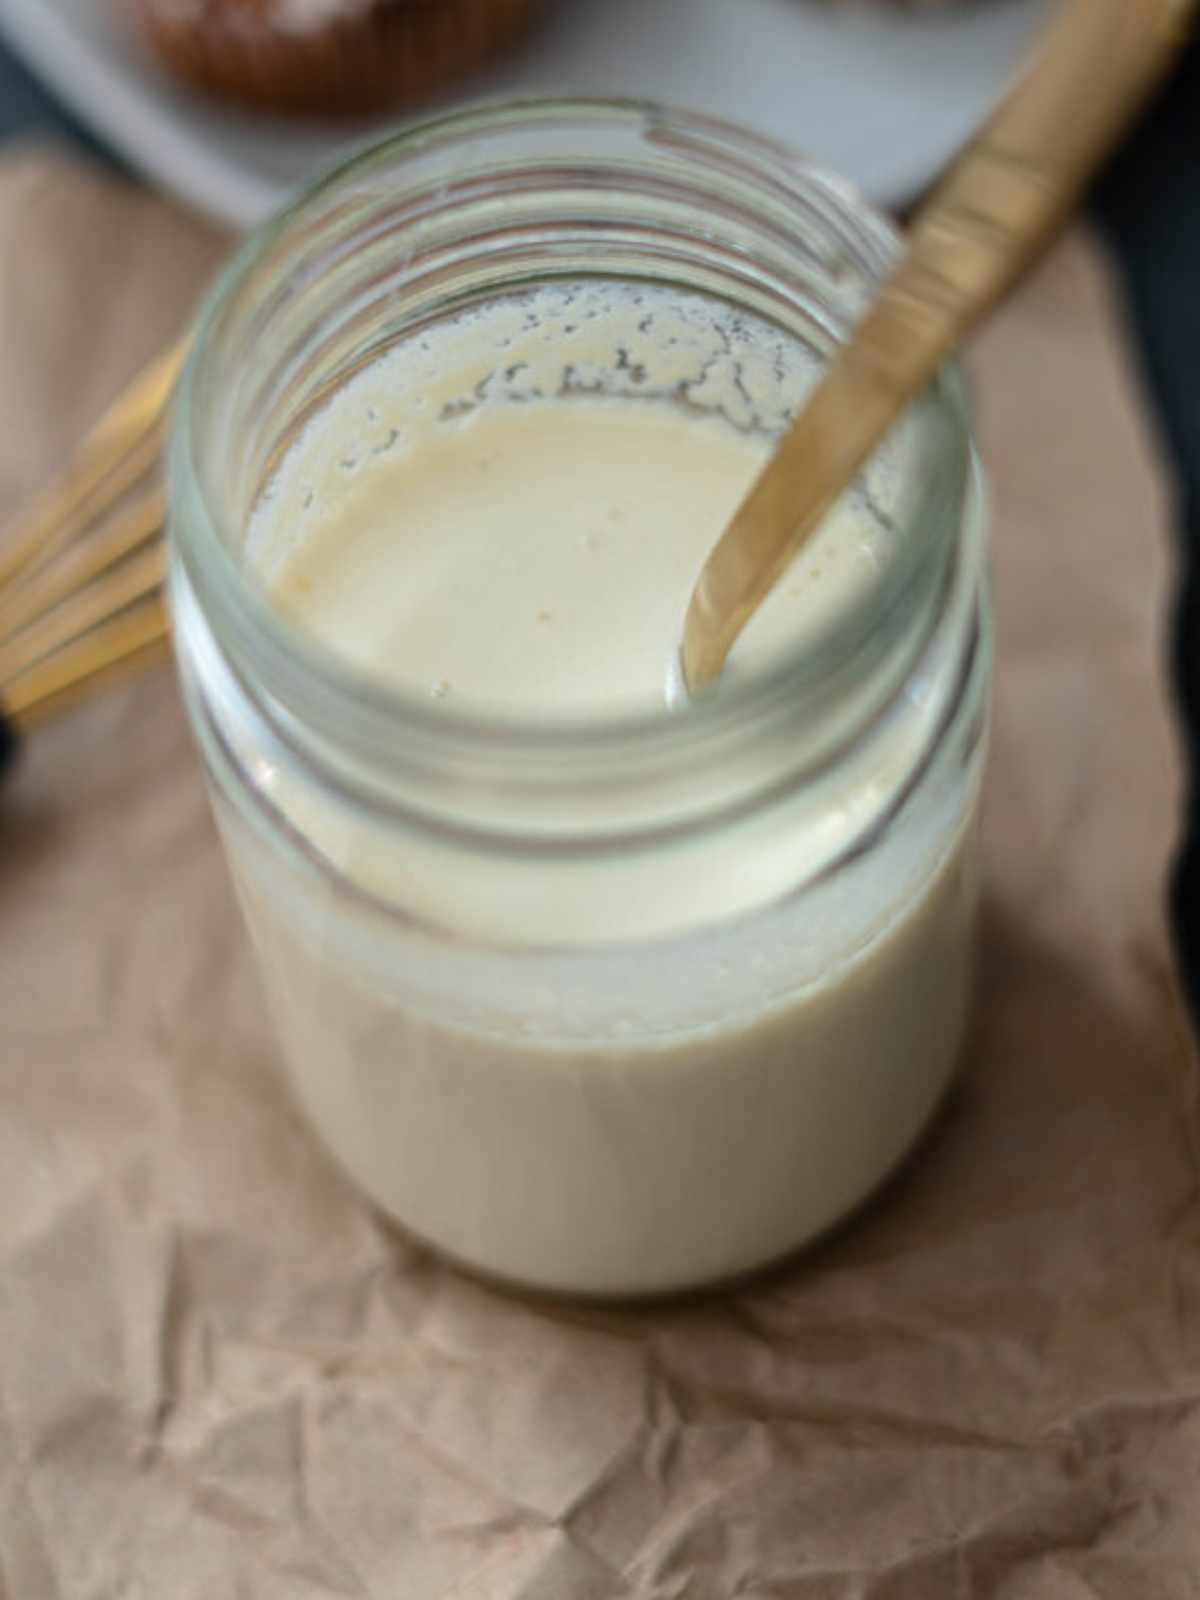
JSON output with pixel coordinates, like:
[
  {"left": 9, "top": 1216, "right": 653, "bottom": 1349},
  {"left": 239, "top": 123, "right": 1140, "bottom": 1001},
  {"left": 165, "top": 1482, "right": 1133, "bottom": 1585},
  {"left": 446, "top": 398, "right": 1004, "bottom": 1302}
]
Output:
[{"left": 168, "top": 101, "right": 989, "bottom": 1300}]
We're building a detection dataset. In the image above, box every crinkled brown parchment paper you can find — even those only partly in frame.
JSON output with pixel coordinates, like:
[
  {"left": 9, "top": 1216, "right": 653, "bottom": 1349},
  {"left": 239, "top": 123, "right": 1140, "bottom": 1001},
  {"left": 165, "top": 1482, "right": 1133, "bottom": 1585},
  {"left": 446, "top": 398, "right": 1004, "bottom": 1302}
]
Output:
[{"left": 1, "top": 150, "right": 1197, "bottom": 1599}]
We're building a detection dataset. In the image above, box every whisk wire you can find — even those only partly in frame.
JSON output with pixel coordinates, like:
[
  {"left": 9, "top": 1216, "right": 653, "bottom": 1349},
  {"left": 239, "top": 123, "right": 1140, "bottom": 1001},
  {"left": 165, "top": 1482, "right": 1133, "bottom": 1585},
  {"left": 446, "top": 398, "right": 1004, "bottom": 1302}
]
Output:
[
  {"left": 0, "top": 342, "right": 184, "bottom": 733},
  {"left": 3, "top": 596, "right": 170, "bottom": 727}
]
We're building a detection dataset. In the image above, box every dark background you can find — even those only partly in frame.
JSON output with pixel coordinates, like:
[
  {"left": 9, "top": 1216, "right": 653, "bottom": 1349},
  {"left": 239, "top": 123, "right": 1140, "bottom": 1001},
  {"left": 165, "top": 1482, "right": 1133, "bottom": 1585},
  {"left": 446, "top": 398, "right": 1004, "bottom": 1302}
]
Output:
[
  {"left": 2, "top": 36, "right": 1198, "bottom": 1018},
  {"left": 1091, "top": 43, "right": 1200, "bottom": 1022}
]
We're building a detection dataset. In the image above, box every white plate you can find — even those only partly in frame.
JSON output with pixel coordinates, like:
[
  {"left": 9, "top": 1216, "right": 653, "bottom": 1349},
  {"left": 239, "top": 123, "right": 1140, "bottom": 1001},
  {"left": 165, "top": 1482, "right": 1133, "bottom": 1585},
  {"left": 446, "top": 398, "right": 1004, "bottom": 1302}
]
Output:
[{"left": 0, "top": 0, "right": 1049, "bottom": 229}]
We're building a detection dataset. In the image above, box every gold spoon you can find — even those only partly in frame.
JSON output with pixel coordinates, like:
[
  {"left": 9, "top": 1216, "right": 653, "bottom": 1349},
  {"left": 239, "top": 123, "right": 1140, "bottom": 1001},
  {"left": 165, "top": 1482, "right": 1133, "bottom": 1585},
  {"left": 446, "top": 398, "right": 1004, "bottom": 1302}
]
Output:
[{"left": 680, "top": 0, "right": 1194, "bottom": 694}]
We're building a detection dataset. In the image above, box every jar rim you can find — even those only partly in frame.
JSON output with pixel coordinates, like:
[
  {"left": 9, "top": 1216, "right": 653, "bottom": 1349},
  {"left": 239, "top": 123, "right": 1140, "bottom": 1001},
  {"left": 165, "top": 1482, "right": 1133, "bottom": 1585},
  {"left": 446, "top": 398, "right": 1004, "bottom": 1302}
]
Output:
[{"left": 169, "top": 96, "right": 975, "bottom": 775}]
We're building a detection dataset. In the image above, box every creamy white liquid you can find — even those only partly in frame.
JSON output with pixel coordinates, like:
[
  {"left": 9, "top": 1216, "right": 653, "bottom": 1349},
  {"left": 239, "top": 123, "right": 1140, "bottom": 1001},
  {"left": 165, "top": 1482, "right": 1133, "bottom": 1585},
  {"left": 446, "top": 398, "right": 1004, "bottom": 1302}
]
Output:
[
  {"left": 268, "top": 402, "right": 880, "bottom": 717},
  {"left": 224, "top": 283, "right": 980, "bottom": 1295}
]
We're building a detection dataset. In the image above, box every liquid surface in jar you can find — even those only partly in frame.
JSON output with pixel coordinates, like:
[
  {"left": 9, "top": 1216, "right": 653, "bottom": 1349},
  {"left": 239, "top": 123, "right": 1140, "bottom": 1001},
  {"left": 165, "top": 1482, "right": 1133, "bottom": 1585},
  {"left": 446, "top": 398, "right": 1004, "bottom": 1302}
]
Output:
[{"left": 248, "top": 282, "right": 910, "bottom": 717}]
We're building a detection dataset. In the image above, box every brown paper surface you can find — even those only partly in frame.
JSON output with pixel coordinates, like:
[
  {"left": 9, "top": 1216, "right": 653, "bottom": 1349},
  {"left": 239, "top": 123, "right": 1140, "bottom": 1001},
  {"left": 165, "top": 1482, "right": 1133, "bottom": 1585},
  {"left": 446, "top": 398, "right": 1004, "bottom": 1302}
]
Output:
[{"left": 2, "top": 149, "right": 1198, "bottom": 1599}]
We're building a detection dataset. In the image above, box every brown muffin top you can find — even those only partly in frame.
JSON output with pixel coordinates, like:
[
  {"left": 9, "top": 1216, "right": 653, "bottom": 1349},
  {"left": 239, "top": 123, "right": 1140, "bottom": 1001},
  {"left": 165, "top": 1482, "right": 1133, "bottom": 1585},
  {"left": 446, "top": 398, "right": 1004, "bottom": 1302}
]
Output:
[{"left": 141, "top": 0, "right": 384, "bottom": 36}]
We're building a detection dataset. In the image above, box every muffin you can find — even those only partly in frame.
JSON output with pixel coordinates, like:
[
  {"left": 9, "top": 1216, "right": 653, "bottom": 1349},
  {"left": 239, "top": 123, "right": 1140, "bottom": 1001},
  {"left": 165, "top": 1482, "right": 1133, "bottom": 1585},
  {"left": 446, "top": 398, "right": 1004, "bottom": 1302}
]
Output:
[{"left": 128, "top": 0, "right": 547, "bottom": 119}]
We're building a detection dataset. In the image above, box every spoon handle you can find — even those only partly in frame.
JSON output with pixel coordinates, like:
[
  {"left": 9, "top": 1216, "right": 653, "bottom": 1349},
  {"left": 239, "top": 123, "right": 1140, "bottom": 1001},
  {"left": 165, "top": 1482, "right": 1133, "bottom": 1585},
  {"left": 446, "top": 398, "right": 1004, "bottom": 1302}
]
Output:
[{"left": 681, "top": 0, "right": 1193, "bottom": 692}]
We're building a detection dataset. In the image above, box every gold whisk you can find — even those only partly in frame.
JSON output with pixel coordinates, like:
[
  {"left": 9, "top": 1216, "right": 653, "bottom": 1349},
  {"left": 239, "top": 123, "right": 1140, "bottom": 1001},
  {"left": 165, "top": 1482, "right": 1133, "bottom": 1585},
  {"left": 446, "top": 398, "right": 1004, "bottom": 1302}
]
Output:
[{"left": 0, "top": 341, "right": 185, "bottom": 734}]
